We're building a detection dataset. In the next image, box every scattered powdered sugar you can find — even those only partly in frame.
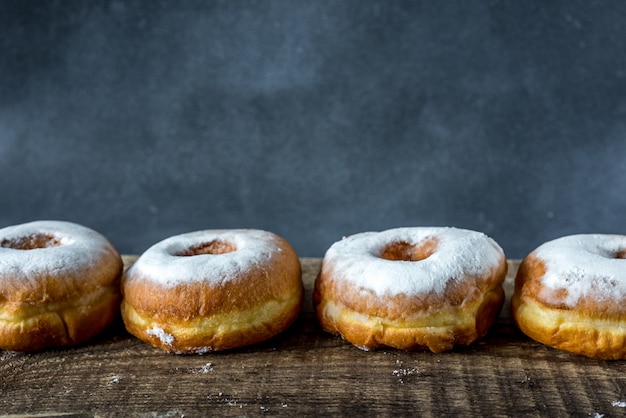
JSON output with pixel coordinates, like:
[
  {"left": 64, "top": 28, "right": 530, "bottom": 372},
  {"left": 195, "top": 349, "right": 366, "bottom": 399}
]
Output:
[
  {"left": 209, "top": 392, "right": 246, "bottom": 408},
  {"left": 589, "top": 402, "right": 626, "bottom": 418},
  {"left": 392, "top": 367, "right": 419, "bottom": 377},
  {"left": 188, "top": 363, "right": 213, "bottom": 374},
  {"left": 393, "top": 359, "right": 420, "bottom": 384},
  {"left": 124, "top": 229, "right": 280, "bottom": 287},
  {"left": 146, "top": 326, "right": 174, "bottom": 346},
  {"left": 534, "top": 234, "right": 626, "bottom": 306},
  {"left": 322, "top": 227, "right": 504, "bottom": 296}
]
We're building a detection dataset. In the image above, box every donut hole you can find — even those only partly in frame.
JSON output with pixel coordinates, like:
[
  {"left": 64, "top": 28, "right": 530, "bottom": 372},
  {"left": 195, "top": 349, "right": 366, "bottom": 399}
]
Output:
[
  {"left": 0, "top": 233, "right": 62, "bottom": 250},
  {"left": 379, "top": 239, "right": 438, "bottom": 262},
  {"left": 176, "top": 240, "right": 236, "bottom": 256},
  {"left": 614, "top": 249, "right": 626, "bottom": 259}
]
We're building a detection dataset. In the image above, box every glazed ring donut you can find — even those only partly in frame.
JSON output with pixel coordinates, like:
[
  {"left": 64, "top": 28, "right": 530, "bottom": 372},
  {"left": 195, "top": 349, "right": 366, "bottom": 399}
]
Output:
[
  {"left": 121, "top": 229, "right": 303, "bottom": 353},
  {"left": 512, "top": 234, "right": 626, "bottom": 359},
  {"left": 314, "top": 227, "right": 507, "bottom": 352},
  {"left": 0, "top": 220, "right": 123, "bottom": 351}
]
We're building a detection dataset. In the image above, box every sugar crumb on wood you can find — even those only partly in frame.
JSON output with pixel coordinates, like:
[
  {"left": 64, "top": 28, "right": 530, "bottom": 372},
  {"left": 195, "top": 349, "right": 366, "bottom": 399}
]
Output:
[
  {"left": 187, "top": 362, "right": 213, "bottom": 374},
  {"left": 207, "top": 392, "right": 246, "bottom": 408},
  {"left": 392, "top": 359, "right": 419, "bottom": 384},
  {"left": 110, "top": 375, "right": 123, "bottom": 383}
]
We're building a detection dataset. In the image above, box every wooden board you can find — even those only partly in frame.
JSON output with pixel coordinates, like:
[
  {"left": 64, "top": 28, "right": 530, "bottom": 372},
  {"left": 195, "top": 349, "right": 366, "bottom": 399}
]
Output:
[{"left": 1, "top": 258, "right": 626, "bottom": 417}]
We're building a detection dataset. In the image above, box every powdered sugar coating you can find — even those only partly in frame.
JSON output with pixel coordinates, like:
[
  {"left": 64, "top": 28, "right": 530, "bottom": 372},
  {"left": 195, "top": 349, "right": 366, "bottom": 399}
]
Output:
[
  {"left": 533, "top": 234, "right": 626, "bottom": 306},
  {"left": 0, "top": 220, "right": 119, "bottom": 285},
  {"left": 125, "top": 229, "right": 283, "bottom": 287},
  {"left": 146, "top": 326, "right": 174, "bottom": 346},
  {"left": 322, "top": 227, "right": 505, "bottom": 296}
]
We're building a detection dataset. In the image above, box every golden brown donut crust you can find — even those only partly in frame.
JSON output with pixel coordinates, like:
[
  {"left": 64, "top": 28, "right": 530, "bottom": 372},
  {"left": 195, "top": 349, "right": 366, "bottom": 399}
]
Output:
[
  {"left": 0, "top": 221, "right": 123, "bottom": 352},
  {"left": 314, "top": 231, "right": 507, "bottom": 352},
  {"left": 512, "top": 253, "right": 626, "bottom": 360},
  {"left": 121, "top": 230, "right": 303, "bottom": 353},
  {"left": 0, "top": 287, "right": 121, "bottom": 352}
]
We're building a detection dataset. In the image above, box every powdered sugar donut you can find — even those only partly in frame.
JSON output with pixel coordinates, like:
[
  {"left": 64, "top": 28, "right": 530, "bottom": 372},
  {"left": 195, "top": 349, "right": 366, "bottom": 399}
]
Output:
[
  {"left": 0, "top": 220, "right": 123, "bottom": 351},
  {"left": 121, "top": 229, "right": 303, "bottom": 353},
  {"left": 313, "top": 227, "right": 507, "bottom": 352},
  {"left": 512, "top": 234, "right": 626, "bottom": 359}
]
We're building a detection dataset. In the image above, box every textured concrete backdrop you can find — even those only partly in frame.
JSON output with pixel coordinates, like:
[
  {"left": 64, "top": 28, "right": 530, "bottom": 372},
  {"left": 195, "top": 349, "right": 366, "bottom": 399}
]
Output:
[{"left": 1, "top": 0, "right": 625, "bottom": 258}]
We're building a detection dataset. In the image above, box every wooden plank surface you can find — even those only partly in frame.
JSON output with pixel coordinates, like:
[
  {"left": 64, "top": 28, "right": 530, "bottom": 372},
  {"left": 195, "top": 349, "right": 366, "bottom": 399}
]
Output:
[{"left": 1, "top": 258, "right": 626, "bottom": 417}]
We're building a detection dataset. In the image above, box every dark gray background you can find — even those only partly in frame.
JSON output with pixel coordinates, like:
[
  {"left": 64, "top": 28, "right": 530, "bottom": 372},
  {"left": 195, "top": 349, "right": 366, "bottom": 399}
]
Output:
[{"left": 1, "top": 0, "right": 625, "bottom": 258}]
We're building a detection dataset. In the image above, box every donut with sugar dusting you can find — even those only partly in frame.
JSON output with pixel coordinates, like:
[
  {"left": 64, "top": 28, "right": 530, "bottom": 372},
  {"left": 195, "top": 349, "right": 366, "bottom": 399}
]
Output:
[
  {"left": 0, "top": 220, "right": 123, "bottom": 351},
  {"left": 512, "top": 234, "right": 626, "bottom": 359},
  {"left": 313, "top": 227, "right": 507, "bottom": 352},
  {"left": 121, "top": 229, "right": 303, "bottom": 353}
]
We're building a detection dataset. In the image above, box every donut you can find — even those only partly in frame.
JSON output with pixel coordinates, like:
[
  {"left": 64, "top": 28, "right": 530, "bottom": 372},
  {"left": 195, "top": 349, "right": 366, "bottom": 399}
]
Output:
[
  {"left": 313, "top": 227, "right": 507, "bottom": 352},
  {"left": 121, "top": 229, "right": 303, "bottom": 353},
  {"left": 511, "top": 234, "right": 626, "bottom": 359},
  {"left": 0, "top": 220, "right": 123, "bottom": 351}
]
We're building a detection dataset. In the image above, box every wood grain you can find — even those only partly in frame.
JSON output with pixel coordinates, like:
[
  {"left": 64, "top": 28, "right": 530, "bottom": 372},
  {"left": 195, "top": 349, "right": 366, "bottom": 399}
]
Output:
[{"left": 1, "top": 258, "right": 626, "bottom": 417}]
